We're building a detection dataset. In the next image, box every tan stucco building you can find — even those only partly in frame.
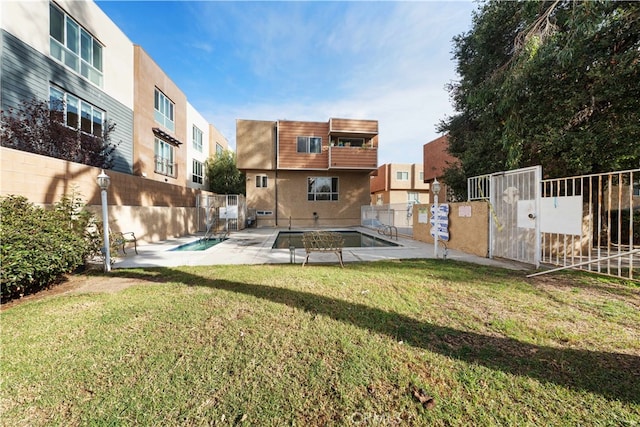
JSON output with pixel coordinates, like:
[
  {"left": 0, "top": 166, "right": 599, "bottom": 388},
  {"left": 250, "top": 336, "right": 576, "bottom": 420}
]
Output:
[
  {"left": 236, "top": 118, "right": 379, "bottom": 227},
  {"left": 370, "top": 163, "right": 430, "bottom": 205}
]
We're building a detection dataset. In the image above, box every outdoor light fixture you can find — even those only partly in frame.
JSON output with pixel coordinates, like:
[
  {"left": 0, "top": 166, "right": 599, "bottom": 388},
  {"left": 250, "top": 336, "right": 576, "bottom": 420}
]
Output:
[
  {"left": 432, "top": 178, "right": 441, "bottom": 258},
  {"left": 96, "top": 169, "right": 111, "bottom": 272}
]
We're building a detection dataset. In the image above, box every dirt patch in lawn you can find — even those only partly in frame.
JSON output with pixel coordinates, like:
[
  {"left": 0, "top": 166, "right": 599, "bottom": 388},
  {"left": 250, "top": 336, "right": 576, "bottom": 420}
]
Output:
[{"left": 1, "top": 273, "right": 141, "bottom": 311}]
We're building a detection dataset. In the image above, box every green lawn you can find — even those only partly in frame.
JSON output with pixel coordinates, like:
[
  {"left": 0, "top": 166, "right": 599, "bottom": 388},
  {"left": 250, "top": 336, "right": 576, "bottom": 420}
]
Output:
[{"left": 1, "top": 260, "right": 639, "bottom": 426}]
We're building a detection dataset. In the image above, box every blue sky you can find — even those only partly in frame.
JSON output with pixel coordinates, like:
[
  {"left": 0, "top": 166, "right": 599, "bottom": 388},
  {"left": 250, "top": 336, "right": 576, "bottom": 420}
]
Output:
[{"left": 96, "top": 1, "right": 476, "bottom": 165}]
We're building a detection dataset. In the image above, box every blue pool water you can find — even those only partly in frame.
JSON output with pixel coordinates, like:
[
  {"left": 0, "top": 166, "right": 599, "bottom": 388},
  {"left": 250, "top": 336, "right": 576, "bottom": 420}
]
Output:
[
  {"left": 272, "top": 230, "right": 398, "bottom": 249},
  {"left": 170, "top": 238, "right": 225, "bottom": 251}
]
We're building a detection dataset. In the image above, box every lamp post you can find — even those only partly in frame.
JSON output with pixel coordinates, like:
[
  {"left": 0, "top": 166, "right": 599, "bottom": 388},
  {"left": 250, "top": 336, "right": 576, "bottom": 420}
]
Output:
[
  {"left": 96, "top": 169, "right": 111, "bottom": 272},
  {"left": 432, "top": 178, "right": 441, "bottom": 258}
]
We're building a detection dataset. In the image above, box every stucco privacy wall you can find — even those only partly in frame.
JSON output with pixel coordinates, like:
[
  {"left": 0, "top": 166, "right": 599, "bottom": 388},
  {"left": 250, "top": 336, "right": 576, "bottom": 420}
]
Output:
[
  {"left": 1, "top": 147, "right": 212, "bottom": 242},
  {"left": 413, "top": 200, "right": 489, "bottom": 258}
]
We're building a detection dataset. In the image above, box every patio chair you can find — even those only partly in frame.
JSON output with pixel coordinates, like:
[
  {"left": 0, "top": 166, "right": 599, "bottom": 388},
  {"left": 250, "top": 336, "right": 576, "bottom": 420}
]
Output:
[{"left": 114, "top": 231, "right": 138, "bottom": 254}]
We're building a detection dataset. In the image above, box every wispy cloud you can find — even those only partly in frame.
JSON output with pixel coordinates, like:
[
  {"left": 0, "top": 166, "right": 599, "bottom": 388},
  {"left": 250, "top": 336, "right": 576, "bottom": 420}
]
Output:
[{"left": 183, "top": 1, "right": 476, "bottom": 163}]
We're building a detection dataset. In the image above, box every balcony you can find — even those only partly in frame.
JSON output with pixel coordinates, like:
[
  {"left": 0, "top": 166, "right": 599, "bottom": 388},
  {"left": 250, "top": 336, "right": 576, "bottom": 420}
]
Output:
[{"left": 329, "top": 146, "right": 378, "bottom": 170}]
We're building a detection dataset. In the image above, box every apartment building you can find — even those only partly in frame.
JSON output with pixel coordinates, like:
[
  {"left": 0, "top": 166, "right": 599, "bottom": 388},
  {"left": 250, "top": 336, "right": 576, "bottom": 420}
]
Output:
[
  {"left": 1, "top": 0, "right": 228, "bottom": 190},
  {"left": 1, "top": 0, "right": 135, "bottom": 173},
  {"left": 236, "top": 118, "right": 379, "bottom": 227},
  {"left": 185, "top": 104, "right": 229, "bottom": 190},
  {"left": 370, "top": 163, "right": 430, "bottom": 206}
]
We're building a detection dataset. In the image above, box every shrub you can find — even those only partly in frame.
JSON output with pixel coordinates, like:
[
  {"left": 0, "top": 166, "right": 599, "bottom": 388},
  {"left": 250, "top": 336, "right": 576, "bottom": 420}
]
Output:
[{"left": 0, "top": 193, "right": 101, "bottom": 302}]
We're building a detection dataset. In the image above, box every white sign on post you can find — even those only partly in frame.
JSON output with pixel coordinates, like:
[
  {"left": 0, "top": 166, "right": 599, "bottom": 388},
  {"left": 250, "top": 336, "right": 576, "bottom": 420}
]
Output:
[{"left": 430, "top": 203, "right": 450, "bottom": 241}]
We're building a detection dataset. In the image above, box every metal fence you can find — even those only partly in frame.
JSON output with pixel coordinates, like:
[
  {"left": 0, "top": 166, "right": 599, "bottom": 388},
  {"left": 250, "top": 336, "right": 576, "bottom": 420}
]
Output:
[
  {"left": 468, "top": 167, "right": 639, "bottom": 281},
  {"left": 197, "top": 194, "right": 247, "bottom": 233},
  {"left": 361, "top": 203, "right": 415, "bottom": 236},
  {"left": 539, "top": 169, "right": 638, "bottom": 281}
]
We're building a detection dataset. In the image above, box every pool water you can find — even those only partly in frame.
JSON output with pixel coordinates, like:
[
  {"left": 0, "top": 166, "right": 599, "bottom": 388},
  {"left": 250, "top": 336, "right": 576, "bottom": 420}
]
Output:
[
  {"left": 272, "top": 231, "right": 399, "bottom": 249},
  {"left": 170, "top": 238, "right": 225, "bottom": 251}
]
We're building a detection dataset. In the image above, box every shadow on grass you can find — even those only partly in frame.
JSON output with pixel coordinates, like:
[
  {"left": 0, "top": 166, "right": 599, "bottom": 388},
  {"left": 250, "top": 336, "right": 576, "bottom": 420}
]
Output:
[{"left": 113, "top": 268, "right": 640, "bottom": 404}]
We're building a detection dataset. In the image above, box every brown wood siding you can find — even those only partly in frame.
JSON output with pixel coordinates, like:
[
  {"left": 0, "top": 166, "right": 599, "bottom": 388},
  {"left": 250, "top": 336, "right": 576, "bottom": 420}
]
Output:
[
  {"left": 423, "top": 135, "right": 459, "bottom": 180},
  {"left": 278, "top": 121, "right": 329, "bottom": 169},
  {"left": 370, "top": 164, "right": 388, "bottom": 193},
  {"left": 329, "top": 147, "right": 377, "bottom": 170},
  {"left": 330, "top": 118, "right": 378, "bottom": 134}
]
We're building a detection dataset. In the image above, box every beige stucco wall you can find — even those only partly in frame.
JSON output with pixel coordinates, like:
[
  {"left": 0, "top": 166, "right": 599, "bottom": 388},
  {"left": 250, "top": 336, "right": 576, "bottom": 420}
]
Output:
[
  {"left": 209, "top": 124, "right": 229, "bottom": 154},
  {"left": 133, "top": 46, "right": 188, "bottom": 184},
  {"left": 242, "top": 170, "right": 370, "bottom": 228},
  {"left": 413, "top": 200, "right": 489, "bottom": 258},
  {"left": 236, "top": 119, "right": 276, "bottom": 171},
  {"left": 277, "top": 171, "right": 370, "bottom": 228},
  {"left": 1, "top": 147, "right": 212, "bottom": 242}
]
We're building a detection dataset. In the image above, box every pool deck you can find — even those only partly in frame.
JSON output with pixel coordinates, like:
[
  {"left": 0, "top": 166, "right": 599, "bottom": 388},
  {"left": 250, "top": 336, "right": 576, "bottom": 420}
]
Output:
[{"left": 114, "top": 227, "right": 531, "bottom": 271}]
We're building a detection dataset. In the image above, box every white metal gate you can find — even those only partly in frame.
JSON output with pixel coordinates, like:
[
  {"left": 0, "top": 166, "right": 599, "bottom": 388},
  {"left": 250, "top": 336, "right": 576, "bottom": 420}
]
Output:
[
  {"left": 488, "top": 166, "right": 541, "bottom": 266},
  {"left": 197, "top": 194, "right": 247, "bottom": 233},
  {"left": 538, "top": 169, "right": 639, "bottom": 281},
  {"left": 470, "top": 166, "right": 638, "bottom": 281}
]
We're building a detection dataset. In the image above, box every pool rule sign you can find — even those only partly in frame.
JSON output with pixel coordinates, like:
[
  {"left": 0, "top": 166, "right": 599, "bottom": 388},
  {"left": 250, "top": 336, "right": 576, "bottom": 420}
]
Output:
[{"left": 430, "top": 204, "right": 450, "bottom": 241}]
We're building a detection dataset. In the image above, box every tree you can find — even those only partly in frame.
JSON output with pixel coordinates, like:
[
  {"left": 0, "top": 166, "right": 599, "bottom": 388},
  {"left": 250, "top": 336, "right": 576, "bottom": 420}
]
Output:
[
  {"left": 206, "top": 150, "right": 245, "bottom": 195},
  {"left": 439, "top": 1, "right": 640, "bottom": 197},
  {"left": 0, "top": 97, "right": 119, "bottom": 169}
]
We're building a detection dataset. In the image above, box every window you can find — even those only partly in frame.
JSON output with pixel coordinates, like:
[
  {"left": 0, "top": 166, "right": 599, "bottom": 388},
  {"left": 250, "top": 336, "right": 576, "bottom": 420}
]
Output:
[
  {"left": 154, "top": 88, "right": 174, "bottom": 131},
  {"left": 408, "top": 192, "right": 420, "bottom": 203},
  {"left": 49, "top": 2, "right": 103, "bottom": 86},
  {"left": 257, "top": 210, "right": 273, "bottom": 216},
  {"left": 154, "top": 138, "right": 176, "bottom": 177},
  {"left": 255, "top": 176, "right": 268, "bottom": 188},
  {"left": 297, "top": 136, "right": 322, "bottom": 153},
  {"left": 216, "top": 143, "right": 224, "bottom": 157},
  {"left": 419, "top": 172, "right": 424, "bottom": 181},
  {"left": 49, "top": 86, "right": 104, "bottom": 137},
  {"left": 192, "top": 159, "right": 204, "bottom": 184},
  {"left": 397, "top": 171, "right": 409, "bottom": 181},
  {"left": 308, "top": 177, "right": 338, "bottom": 201},
  {"left": 192, "top": 126, "right": 203, "bottom": 152}
]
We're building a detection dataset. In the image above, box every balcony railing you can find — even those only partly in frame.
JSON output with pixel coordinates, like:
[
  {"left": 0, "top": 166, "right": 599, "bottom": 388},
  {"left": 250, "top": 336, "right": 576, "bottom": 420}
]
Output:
[
  {"left": 328, "top": 146, "right": 378, "bottom": 170},
  {"left": 154, "top": 156, "right": 177, "bottom": 178}
]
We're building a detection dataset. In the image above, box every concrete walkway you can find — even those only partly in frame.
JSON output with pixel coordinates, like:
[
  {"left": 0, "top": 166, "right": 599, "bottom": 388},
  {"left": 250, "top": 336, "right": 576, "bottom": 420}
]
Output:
[{"left": 114, "top": 227, "right": 530, "bottom": 271}]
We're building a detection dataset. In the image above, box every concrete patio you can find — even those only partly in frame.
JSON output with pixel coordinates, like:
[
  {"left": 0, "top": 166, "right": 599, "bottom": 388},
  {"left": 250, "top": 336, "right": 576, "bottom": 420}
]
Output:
[{"left": 114, "top": 227, "right": 530, "bottom": 271}]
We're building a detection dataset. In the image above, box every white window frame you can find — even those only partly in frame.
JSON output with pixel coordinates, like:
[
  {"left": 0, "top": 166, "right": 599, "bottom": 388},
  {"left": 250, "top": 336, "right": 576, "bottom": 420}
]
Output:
[
  {"left": 255, "top": 176, "right": 268, "bottom": 188},
  {"left": 49, "top": 2, "right": 103, "bottom": 87},
  {"left": 397, "top": 171, "right": 409, "bottom": 181},
  {"left": 49, "top": 86, "right": 104, "bottom": 137},
  {"left": 154, "top": 88, "right": 175, "bottom": 131},
  {"left": 297, "top": 136, "right": 322, "bottom": 154},
  {"left": 308, "top": 177, "right": 338, "bottom": 201},
  {"left": 154, "top": 137, "right": 176, "bottom": 177},
  {"left": 408, "top": 191, "right": 420, "bottom": 203},
  {"left": 192, "top": 126, "right": 203, "bottom": 152},
  {"left": 216, "top": 143, "right": 224, "bottom": 157},
  {"left": 192, "top": 159, "right": 204, "bottom": 184},
  {"left": 419, "top": 172, "right": 424, "bottom": 181}
]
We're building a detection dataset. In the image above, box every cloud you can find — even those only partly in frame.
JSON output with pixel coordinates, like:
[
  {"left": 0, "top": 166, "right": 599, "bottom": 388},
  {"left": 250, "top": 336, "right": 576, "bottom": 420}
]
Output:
[{"left": 188, "top": 1, "right": 476, "bottom": 164}]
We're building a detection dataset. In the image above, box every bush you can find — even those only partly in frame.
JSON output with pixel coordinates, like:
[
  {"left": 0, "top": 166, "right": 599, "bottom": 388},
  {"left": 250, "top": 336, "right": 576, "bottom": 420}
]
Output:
[{"left": 0, "top": 193, "right": 100, "bottom": 302}]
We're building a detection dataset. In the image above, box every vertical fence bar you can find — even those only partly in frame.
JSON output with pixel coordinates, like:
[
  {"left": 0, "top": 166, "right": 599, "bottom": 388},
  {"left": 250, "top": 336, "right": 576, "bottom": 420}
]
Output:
[{"left": 631, "top": 170, "right": 635, "bottom": 280}]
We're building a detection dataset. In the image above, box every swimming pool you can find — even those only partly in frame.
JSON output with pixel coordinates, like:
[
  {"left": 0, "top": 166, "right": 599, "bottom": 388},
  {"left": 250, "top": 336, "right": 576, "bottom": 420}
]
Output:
[
  {"left": 272, "top": 230, "right": 399, "bottom": 249},
  {"left": 169, "top": 238, "right": 226, "bottom": 251}
]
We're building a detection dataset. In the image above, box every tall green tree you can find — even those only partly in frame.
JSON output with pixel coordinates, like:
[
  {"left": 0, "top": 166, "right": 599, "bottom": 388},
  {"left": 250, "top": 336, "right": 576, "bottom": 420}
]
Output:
[
  {"left": 440, "top": 0, "right": 640, "bottom": 197},
  {"left": 206, "top": 150, "right": 245, "bottom": 195}
]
